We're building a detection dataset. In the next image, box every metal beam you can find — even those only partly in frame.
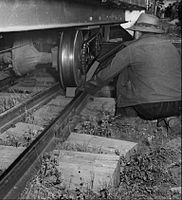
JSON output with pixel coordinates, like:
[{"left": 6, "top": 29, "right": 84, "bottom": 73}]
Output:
[
  {"left": 116, "top": 0, "right": 146, "bottom": 8},
  {"left": 0, "top": 0, "right": 125, "bottom": 32}
]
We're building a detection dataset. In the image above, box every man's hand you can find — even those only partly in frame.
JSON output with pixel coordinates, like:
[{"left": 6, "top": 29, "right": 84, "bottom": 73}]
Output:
[
  {"left": 75, "top": 85, "right": 85, "bottom": 96},
  {"left": 84, "top": 81, "right": 100, "bottom": 95},
  {"left": 75, "top": 80, "right": 100, "bottom": 96}
]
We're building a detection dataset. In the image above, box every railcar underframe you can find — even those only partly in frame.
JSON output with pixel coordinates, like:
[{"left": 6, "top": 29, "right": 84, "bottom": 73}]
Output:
[{"left": 0, "top": 0, "right": 146, "bottom": 88}]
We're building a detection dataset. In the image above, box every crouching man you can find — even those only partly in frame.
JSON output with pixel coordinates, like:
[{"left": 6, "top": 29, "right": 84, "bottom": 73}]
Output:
[{"left": 79, "top": 13, "right": 181, "bottom": 127}]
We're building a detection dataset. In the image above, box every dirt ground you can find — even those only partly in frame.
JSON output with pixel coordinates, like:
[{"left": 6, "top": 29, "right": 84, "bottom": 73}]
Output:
[{"left": 20, "top": 111, "right": 181, "bottom": 200}]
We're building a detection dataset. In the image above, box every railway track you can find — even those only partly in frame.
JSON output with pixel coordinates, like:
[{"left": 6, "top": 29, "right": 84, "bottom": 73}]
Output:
[
  {"left": 0, "top": 41, "right": 181, "bottom": 200},
  {"left": 0, "top": 68, "right": 58, "bottom": 112},
  {"left": 1, "top": 87, "right": 180, "bottom": 200},
  {"left": 0, "top": 90, "right": 89, "bottom": 199},
  {"left": 0, "top": 67, "right": 70, "bottom": 195},
  {"left": 0, "top": 87, "right": 128, "bottom": 199},
  {"left": 0, "top": 60, "right": 93, "bottom": 198},
  {"left": 0, "top": 40, "right": 125, "bottom": 199},
  {"left": 0, "top": 83, "right": 62, "bottom": 133},
  {"left": 0, "top": 58, "right": 133, "bottom": 199}
]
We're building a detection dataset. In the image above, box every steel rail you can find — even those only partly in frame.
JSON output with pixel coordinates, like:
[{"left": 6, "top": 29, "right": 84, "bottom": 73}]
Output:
[
  {"left": 0, "top": 83, "right": 62, "bottom": 133},
  {"left": 0, "top": 91, "right": 89, "bottom": 199}
]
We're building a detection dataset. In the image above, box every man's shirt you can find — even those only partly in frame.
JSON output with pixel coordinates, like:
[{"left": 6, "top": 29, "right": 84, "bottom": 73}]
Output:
[{"left": 95, "top": 34, "right": 181, "bottom": 107}]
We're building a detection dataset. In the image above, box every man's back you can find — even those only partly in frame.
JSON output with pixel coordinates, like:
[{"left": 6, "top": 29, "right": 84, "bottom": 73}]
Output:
[{"left": 117, "top": 34, "right": 181, "bottom": 107}]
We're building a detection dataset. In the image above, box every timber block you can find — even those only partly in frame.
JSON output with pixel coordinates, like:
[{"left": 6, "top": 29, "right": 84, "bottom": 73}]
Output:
[
  {"left": 0, "top": 145, "right": 25, "bottom": 170},
  {"left": 47, "top": 95, "right": 72, "bottom": 107},
  {"left": 66, "top": 132, "right": 137, "bottom": 159},
  {"left": 0, "top": 92, "right": 26, "bottom": 99},
  {"left": 170, "top": 187, "right": 181, "bottom": 194},
  {"left": 0, "top": 93, "right": 29, "bottom": 111},
  {"left": 30, "top": 96, "right": 71, "bottom": 127},
  {"left": 66, "top": 87, "right": 76, "bottom": 98},
  {"left": 8, "top": 85, "right": 45, "bottom": 93},
  {"left": 0, "top": 122, "right": 43, "bottom": 145},
  {"left": 30, "top": 103, "right": 65, "bottom": 126},
  {"left": 4, "top": 122, "right": 43, "bottom": 135},
  {"left": 81, "top": 97, "right": 116, "bottom": 117},
  {"left": 34, "top": 76, "right": 56, "bottom": 85},
  {"left": 57, "top": 150, "right": 120, "bottom": 192}
]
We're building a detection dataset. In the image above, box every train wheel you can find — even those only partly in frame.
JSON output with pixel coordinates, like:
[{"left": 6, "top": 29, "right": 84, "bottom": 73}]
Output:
[{"left": 58, "top": 29, "right": 85, "bottom": 88}]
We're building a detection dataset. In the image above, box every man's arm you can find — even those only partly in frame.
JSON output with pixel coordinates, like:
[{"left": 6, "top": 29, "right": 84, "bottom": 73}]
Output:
[
  {"left": 84, "top": 46, "right": 131, "bottom": 94},
  {"left": 97, "top": 46, "right": 131, "bottom": 81}
]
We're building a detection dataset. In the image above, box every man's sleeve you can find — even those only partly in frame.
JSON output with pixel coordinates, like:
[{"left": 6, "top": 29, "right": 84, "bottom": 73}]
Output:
[
  {"left": 84, "top": 46, "right": 131, "bottom": 95},
  {"left": 96, "top": 45, "right": 131, "bottom": 83}
]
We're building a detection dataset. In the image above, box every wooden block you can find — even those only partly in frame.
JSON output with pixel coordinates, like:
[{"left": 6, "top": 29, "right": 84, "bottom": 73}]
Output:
[
  {"left": 66, "top": 87, "right": 76, "bottom": 97},
  {"left": 35, "top": 76, "right": 56, "bottom": 84},
  {"left": 0, "top": 122, "right": 43, "bottom": 146},
  {"left": 170, "top": 187, "right": 181, "bottom": 194},
  {"left": 81, "top": 97, "right": 116, "bottom": 116},
  {"left": 0, "top": 93, "right": 29, "bottom": 106},
  {"left": 164, "top": 137, "right": 181, "bottom": 150},
  {"left": 57, "top": 150, "right": 120, "bottom": 191},
  {"left": 47, "top": 95, "right": 71, "bottom": 107},
  {"left": 0, "top": 145, "right": 25, "bottom": 170},
  {"left": 5, "top": 122, "right": 43, "bottom": 135},
  {"left": 0, "top": 92, "right": 24, "bottom": 98},
  {"left": 8, "top": 85, "right": 44, "bottom": 93},
  {"left": 1, "top": 122, "right": 43, "bottom": 138},
  {"left": 30, "top": 96, "right": 70, "bottom": 126},
  {"left": 95, "top": 86, "right": 115, "bottom": 98},
  {"left": 31, "top": 105, "right": 62, "bottom": 126},
  {"left": 67, "top": 132, "right": 137, "bottom": 158}
]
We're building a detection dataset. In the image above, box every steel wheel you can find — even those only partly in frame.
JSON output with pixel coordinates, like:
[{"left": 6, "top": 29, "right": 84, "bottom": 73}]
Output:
[{"left": 58, "top": 29, "right": 85, "bottom": 88}]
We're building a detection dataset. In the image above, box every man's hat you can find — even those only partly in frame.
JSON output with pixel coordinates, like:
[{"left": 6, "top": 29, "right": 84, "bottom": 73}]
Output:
[{"left": 128, "top": 13, "right": 164, "bottom": 33}]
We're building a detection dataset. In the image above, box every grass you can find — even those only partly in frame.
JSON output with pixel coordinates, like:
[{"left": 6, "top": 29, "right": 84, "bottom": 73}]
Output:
[
  {"left": 56, "top": 142, "right": 106, "bottom": 155},
  {"left": 0, "top": 90, "right": 29, "bottom": 113},
  {"left": 0, "top": 123, "right": 43, "bottom": 147},
  {"left": 19, "top": 110, "right": 181, "bottom": 200}
]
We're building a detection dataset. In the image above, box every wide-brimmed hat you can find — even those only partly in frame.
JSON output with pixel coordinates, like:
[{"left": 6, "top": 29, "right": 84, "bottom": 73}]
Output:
[{"left": 128, "top": 13, "right": 164, "bottom": 33}]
